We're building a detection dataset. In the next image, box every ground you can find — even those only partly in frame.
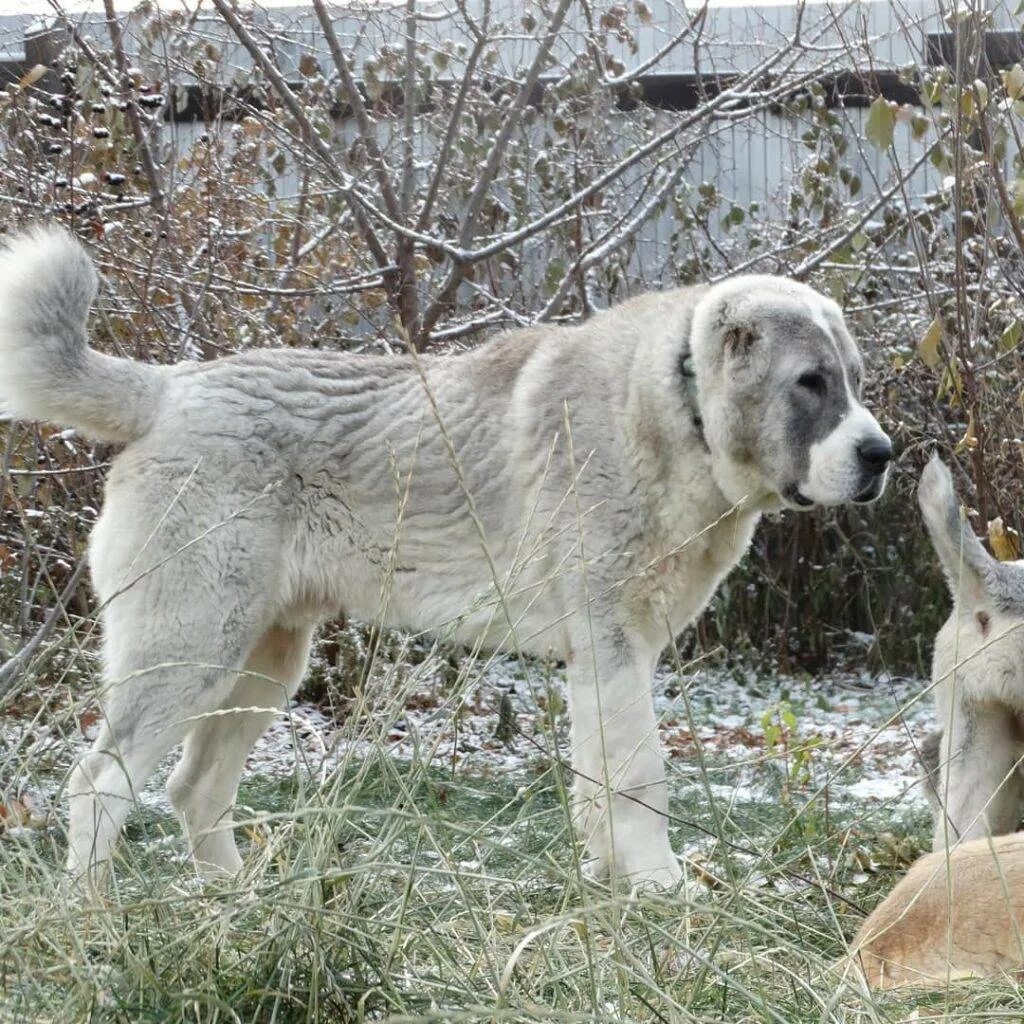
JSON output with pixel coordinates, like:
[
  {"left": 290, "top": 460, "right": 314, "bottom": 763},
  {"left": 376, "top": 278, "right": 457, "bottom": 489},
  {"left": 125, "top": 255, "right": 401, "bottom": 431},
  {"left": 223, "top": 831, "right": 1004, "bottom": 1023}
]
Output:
[{"left": 4, "top": 652, "right": 1022, "bottom": 1022}]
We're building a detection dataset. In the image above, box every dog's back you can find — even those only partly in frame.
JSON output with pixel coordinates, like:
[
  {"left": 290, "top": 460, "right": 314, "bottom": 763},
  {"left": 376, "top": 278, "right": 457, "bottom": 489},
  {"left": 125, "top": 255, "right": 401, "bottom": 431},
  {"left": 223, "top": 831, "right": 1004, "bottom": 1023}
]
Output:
[{"left": 843, "top": 833, "right": 1024, "bottom": 989}]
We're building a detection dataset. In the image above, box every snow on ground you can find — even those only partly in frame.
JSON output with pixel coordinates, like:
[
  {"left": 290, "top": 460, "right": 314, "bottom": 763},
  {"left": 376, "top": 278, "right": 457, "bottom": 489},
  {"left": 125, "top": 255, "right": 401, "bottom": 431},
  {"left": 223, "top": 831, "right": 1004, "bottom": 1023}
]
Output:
[
  {"left": 228, "top": 661, "right": 938, "bottom": 818},
  {"left": 0, "top": 657, "right": 937, "bottom": 828}
]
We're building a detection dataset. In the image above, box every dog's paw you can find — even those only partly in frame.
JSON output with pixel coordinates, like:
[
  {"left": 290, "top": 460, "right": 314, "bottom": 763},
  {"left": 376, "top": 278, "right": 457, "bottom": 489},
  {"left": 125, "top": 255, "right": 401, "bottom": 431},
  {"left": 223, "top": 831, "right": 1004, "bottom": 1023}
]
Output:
[
  {"left": 580, "top": 854, "right": 682, "bottom": 891},
  {"left": 624, "top": 859, "right": 683, "bottom": 892},
  {"left": 615, "top": 833, "right": 683, "bottom": 891}
]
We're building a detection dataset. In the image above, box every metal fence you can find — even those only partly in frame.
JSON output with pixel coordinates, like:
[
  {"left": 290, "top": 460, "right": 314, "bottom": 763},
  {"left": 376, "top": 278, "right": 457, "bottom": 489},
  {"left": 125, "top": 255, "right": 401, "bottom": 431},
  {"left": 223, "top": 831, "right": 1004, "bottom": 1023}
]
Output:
[{"left": 1, "top": 2, "right": 1020, "bottom": 290}]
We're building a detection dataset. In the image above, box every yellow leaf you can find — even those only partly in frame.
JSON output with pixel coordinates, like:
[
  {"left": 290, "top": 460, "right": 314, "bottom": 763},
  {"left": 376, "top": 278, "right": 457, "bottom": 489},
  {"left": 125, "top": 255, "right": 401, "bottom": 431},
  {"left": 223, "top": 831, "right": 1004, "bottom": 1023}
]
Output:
[
  {"left": 936, "top": 363, "right": 962, "bottom": 407},
  {"left": 1003, "top": 63, "right": 1024, "bottom": 100},
  {"left": 1000, "top": 320, "right": 1023, "bottom": 352},
  {"left": 18, "top": 64, "right": 48, "bottom": 90},
  {"left": 988, "top": 517, "right": 1020, "bottom": 561},
  {"left": 866, "top": 96, "right": 896, "bottom": 149},
  {"left": 919, "top": 317, "right": 942, "bottom": 368},
  {"left": 244, "top": 826, "right": 266, "bottom": 846},
  {"left": 954, "top": 411, "right": 977, "bottom": 454}
]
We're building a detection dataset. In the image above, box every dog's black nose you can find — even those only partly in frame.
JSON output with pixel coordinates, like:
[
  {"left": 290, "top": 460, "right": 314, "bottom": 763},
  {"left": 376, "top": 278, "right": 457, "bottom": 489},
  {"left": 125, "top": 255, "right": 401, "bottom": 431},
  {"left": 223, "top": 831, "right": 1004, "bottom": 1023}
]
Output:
[{"left": 858, "top": 437, "right": 892, "bottom": 472}]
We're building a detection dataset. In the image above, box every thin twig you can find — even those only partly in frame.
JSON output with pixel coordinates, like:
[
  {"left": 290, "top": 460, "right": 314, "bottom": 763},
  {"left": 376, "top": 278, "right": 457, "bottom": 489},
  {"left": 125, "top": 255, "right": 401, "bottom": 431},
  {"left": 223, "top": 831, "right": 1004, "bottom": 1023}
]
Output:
[{"left": 0, "top": 559, "right": 87, "bottom": 698}]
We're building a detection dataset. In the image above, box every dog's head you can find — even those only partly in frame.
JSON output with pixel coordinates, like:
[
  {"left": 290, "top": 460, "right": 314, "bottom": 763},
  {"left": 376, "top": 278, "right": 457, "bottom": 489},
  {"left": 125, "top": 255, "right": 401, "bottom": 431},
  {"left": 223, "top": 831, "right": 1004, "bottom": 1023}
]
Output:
[
  {"left": 919, "top": 454, "right": 1024, "bottom": 690},
  {"left": 689, "top": 276, "right": 891, "bottom": 510}
]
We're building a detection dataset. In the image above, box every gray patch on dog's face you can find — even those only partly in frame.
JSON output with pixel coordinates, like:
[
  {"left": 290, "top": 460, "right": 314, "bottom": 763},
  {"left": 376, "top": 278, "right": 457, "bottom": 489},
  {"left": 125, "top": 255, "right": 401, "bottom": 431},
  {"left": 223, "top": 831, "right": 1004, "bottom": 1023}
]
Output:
[
  {"left": 786, "top": 308, "right": 891, "bottom": 507},
  {"left": 690, "top": 279, "right": 891, "bottom": 509}
]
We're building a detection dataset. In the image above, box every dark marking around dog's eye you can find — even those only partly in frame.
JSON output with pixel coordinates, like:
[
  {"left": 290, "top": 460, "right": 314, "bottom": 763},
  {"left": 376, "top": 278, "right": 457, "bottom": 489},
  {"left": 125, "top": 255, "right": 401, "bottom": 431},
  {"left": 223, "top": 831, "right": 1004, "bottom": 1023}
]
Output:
[{"left": 797, "top": 372, "right": 827, "bottom": 395}]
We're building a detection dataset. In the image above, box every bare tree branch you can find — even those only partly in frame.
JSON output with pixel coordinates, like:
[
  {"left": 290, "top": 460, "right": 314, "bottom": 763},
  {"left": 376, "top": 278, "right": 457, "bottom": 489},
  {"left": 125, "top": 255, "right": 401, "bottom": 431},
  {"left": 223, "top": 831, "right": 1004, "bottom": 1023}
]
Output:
[
  {"left": 210, "top": 0, "right": 393, "bottom": 275},
  {"left": 415, "top": 0, "right": 490, "bottom": 232},
  {"left": 0, "top": 558, "right": 87, "bottom": 698},
  {"left": 417, "top": 0, "right": 573, "bottom": 342}
]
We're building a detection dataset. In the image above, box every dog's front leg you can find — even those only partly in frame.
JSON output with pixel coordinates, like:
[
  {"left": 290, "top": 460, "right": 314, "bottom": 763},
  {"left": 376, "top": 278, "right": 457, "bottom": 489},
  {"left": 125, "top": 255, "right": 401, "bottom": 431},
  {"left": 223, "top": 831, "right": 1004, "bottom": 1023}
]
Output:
[{"left": 565, "top": 625, "right": 680, "bottom": 888}]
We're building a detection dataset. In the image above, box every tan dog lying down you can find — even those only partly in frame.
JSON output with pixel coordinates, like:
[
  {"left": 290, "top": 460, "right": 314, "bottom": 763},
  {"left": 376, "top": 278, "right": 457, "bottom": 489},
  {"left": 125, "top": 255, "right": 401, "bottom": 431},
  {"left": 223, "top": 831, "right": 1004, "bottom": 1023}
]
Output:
[{"left": 844, "top": 833, "right": 1024, "bottom": 989}]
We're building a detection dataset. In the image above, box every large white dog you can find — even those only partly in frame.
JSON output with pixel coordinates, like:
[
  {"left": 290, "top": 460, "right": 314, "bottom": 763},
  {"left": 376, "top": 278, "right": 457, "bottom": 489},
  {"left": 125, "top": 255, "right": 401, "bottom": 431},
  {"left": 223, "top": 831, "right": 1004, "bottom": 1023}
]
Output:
[{"left": 0, "top": 227, "right": 891, "bottom": 885}]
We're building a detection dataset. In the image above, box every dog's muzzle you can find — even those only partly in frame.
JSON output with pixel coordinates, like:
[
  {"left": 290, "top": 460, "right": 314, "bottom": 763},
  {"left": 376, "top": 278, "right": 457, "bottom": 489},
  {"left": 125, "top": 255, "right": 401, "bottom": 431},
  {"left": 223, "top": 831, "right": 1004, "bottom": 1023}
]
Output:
[{"left": 852, "top": 436, "right": 893, "bottom": 504}]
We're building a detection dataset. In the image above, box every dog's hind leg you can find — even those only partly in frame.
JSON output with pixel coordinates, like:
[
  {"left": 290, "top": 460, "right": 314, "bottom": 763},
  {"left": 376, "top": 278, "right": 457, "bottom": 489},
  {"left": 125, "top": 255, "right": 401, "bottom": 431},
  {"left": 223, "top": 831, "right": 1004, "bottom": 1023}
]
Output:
[
  {"left": 66, "top": 505, "right": 280, "bottom": 883},
  {"left": 166, "top": 623, "right": 315, "bottom": 875},
  {"left": 66, "top": 603, "right": 271, "bottom": 881}
]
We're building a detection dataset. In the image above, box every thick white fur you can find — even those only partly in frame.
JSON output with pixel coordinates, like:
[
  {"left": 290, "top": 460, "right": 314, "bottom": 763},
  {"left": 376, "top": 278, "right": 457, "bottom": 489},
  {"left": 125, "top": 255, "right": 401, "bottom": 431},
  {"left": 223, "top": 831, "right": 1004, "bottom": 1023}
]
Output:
[
  {"left": 919, "top": 456, "right": 1024, "bottom": 849},
  {"left": 0, "top": 228, "right": 889, "bottom": 884},
  {"left": 0, "top": 227, "right": 161, "bottom": 440}
]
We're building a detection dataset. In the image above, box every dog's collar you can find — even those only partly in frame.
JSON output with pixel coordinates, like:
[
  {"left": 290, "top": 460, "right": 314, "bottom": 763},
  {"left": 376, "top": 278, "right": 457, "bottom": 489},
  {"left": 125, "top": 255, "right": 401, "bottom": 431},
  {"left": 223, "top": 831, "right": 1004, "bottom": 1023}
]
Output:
[{"left": 678, "top": 352, "right": 707, "bottom": 449}]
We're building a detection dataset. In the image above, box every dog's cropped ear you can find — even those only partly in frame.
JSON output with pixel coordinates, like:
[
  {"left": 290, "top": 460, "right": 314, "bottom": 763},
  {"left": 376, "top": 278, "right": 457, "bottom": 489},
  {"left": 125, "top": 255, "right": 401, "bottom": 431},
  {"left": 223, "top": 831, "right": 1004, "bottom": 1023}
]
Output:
[{"left": 723, "top": 324, "right": 759, "bottom": 358}]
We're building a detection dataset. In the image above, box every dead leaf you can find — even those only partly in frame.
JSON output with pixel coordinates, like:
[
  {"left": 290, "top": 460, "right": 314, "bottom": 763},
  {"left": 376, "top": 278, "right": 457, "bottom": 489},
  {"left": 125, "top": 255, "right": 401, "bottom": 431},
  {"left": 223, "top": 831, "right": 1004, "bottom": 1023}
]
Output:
[
  {"left": 954, "top": 411, "right": 977, "bottom": 454},
  {"left": 988, "top": 516, "right": 1020, "bottom": 561},
  {"left": 18, "top": 64, "right": 48, "bottom": 90},
  {"left": 687, "top": 855, "right": 726, "bottom": 889},
  {"left": 0, "top": 799, "right": 28, "bottom": 829},
  {"left": 919, "top": 317, "right": 942, "bottom": 368}
]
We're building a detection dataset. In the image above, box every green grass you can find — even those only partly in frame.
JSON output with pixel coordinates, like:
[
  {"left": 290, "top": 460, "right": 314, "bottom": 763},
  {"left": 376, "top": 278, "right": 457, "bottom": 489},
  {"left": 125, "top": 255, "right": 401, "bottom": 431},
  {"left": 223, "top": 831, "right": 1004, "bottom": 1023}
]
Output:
[{"left": 4, "top": 729, "right": 1024, "bottom": 1024}]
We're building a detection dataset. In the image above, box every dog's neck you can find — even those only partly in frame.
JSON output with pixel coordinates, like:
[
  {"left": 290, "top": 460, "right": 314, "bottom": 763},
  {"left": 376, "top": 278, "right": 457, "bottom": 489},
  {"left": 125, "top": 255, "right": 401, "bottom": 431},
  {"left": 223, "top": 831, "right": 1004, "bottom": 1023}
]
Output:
[
  {"left": 674, "top": 344, "right": 774, "bottom": 516},
  {"left": 677, "top": 349, "right": 781, "bottom": 515},
  {"left": 677, "top": 350, "right": 707, "bottom": 451}
]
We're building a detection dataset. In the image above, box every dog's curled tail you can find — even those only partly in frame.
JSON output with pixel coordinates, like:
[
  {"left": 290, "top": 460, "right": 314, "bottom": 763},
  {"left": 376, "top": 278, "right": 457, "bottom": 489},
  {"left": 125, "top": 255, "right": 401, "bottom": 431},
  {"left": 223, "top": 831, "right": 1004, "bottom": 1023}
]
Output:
[
  {"left": 918, "top": 454, "right": 1024, "bottom": 610},
  {"left": 0, "top": 226, "right": 163, "bottom": 442}
]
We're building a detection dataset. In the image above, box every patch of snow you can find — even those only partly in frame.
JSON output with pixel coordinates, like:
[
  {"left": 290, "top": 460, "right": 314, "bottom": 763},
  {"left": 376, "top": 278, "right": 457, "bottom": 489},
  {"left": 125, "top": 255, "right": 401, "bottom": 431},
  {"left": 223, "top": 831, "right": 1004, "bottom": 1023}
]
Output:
[
  {"left": 0, "top": 658, "right": 937, "bottom": 829},
  {"left": 844, "top": 776, "right": 912, "bottom": 802}
]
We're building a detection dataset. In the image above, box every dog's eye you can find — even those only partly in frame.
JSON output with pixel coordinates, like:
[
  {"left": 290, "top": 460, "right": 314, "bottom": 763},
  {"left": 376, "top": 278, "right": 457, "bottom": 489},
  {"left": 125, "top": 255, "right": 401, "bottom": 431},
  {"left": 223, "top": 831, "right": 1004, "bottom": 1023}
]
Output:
[{"left": 797, "top": 372, "right": 826, "bottom": 395}]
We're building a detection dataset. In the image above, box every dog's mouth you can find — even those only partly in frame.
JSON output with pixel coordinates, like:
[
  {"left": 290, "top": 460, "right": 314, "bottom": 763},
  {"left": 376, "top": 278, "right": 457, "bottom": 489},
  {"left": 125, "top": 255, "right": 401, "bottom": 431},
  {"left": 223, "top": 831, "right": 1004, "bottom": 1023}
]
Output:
[
  {"left": 852, "top": 477, "right": 885, "bottom": 505},
  {"left": 781, "top": 483, "right": 815, "bottom": 509},
  {"left": 783, "top": 474, "right": 887, "bottom": 509}
]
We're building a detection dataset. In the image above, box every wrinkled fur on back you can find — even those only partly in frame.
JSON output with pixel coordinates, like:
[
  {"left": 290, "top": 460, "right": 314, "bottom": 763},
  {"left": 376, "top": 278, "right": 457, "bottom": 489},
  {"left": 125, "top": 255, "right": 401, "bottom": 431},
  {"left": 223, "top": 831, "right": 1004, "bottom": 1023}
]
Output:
[{"left": 0, "top": 227, "right": 890, "bottom": 884}]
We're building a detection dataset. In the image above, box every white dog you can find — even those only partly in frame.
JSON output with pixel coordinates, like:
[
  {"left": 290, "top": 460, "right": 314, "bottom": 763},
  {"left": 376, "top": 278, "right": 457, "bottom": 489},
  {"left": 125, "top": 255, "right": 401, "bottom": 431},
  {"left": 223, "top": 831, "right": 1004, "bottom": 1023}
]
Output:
[
  {"left": 0, "top": 227, "right": 891, "bottom": 885},
  {"left": 918, "top": 456, "right": 1024, "bottom": 848}
]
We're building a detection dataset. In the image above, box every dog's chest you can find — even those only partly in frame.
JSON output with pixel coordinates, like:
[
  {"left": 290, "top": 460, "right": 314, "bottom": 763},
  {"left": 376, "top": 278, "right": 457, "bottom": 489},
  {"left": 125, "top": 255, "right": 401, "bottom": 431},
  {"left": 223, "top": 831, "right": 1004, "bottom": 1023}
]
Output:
[{"left": 636, "top": 506, "right": 760, "bottom": 630}]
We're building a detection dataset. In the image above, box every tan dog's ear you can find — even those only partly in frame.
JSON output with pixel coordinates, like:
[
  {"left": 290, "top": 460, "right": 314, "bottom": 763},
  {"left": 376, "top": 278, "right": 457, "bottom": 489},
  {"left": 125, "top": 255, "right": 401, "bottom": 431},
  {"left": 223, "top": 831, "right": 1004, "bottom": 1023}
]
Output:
[{"left": 724, "top": 325, "right": 758, "bottom": 357}]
